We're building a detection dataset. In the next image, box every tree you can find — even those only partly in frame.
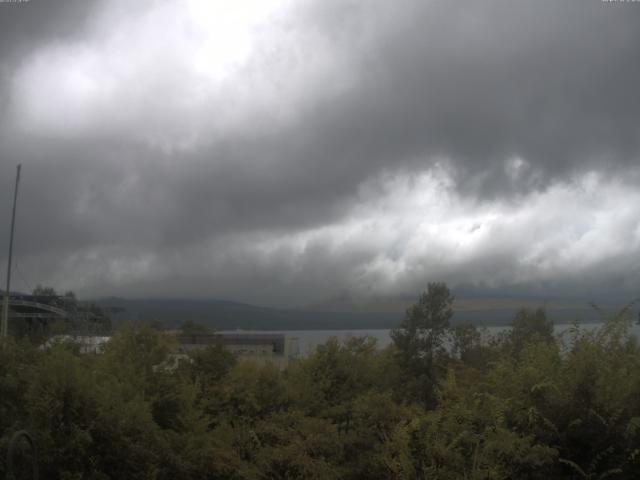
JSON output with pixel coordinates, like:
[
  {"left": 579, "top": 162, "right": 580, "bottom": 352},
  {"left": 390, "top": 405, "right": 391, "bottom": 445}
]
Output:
[
  {"left": 392, "top": 282, "right": 454, "bottom": 364},
  {"left": 509, "top": 307, "right": 554, "bottom": 353},
  {"left": 63, "top": 290, "right": 76, "bottom": 300},
  {"left": 32, "top": 285, "right": 57, "bottom": 296},
  {"left": 450, "top": 321, "right": 482, "bottom": 364},
  {"left": 180, "top": 320, "right": 211, "bottom": 335},
  {"left": 391, "top": 282, "right": 454, "bottom": 406}
]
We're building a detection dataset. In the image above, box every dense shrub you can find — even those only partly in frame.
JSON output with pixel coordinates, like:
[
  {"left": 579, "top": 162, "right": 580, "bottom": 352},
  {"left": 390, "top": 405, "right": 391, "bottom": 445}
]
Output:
[{"left": 1, "top": 294, "right": 639, "bottom": 479}]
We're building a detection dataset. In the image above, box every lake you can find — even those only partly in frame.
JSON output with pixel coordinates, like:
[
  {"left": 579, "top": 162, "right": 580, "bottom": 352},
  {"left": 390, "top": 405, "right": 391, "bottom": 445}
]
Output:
[{"left": 220, "top": 322, "right": 640, "bottom": 356}]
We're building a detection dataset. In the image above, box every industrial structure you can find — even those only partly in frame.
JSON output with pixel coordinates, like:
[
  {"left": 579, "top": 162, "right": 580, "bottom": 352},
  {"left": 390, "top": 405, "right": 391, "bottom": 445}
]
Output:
[{"left": 4, "top": 292, "right": 112, "bottom": 338}]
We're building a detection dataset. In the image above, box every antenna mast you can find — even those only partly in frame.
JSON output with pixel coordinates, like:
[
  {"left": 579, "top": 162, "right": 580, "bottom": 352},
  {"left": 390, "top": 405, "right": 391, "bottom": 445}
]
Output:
[{"left": 2, "top": 164, "right": 21, "bottom": 338}]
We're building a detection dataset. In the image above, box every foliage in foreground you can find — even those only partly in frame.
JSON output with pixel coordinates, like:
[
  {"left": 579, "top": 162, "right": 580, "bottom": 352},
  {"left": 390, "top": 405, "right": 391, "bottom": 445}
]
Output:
[{"left": 1, "top": 285, "right": 640, "bottom": 479}]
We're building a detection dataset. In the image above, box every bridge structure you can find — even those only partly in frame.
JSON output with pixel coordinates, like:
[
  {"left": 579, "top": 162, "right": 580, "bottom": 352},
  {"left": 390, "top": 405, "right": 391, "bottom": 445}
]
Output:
[
  {"left": 8, "top": 297, "right": 69, "bottom": 320},
  {"left": 5, "top": 293, "right": 111, "bottom": 336}
]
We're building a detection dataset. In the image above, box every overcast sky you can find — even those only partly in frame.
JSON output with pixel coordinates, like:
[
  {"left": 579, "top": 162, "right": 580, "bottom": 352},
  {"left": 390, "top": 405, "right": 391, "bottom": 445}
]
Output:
[{"left": 1, "top": 0, "right": 639, "bottom": 306}]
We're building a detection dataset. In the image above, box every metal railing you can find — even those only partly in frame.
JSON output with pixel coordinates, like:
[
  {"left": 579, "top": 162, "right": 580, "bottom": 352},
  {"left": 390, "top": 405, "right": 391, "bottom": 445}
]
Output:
[{"left": 8, "top": 300, "right": 68, "bottom": 318}]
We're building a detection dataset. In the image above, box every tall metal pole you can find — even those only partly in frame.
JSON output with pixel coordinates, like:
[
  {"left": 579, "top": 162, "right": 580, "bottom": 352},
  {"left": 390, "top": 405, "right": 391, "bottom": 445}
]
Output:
[{"left": 2, "top": 164, "right": 21, "bottom": 338}]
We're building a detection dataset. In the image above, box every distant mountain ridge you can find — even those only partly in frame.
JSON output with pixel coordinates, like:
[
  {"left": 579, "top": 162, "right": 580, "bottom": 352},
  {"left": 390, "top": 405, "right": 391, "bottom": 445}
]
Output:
[
  {"left": 95, "top": 297, "right": 399, "bottom": 330},
  {"left": 94, "top": 295, "right": 622, "bottom": 330}
]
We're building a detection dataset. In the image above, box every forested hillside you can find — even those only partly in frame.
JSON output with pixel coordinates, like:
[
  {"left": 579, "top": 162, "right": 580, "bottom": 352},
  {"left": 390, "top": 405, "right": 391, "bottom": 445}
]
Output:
[
  {"left": 96, "top": 297, "right": 400, "bottom": 330},
  {"left": 96, "top": 296, "right": 611, "bottom": 331},
  {"left": 2, "top": 284, "right": 640, "bottom": 479}
]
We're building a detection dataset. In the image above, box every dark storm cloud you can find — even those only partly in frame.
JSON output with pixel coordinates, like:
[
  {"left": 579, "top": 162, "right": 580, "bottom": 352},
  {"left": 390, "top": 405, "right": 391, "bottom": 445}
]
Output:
[
  {"left": 0, "top": 1, "right": 101, "bottom": 54},
  {"left": 0, "top": 0, "right": 103, "bottom": 86},
  {"left": 1, "top": 0, "right": 640, "bottom": 303},
  {"left": 0, "top": 0, "right": 104, "bottom": 134},
  {"left": 286, "top": 0, "right": 640, "bottom": 197}
]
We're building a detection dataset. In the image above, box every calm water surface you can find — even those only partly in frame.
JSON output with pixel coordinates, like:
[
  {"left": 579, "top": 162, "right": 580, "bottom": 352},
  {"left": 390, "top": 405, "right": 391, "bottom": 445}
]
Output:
[{"left": 222, "top": 323, "right": 640, "bottom": 356}]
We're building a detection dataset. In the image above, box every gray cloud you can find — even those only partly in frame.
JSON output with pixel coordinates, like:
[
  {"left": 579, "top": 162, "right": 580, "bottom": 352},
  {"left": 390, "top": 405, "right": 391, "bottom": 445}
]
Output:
[
  {"left": 0, "top": 1, "right": 101, "bottom": 56},
  {"left": 0, "top": 0, "right": 104, "bottom": 115},
  {"left": 1, "top": 0, "right": 640, "bottom": 305}
]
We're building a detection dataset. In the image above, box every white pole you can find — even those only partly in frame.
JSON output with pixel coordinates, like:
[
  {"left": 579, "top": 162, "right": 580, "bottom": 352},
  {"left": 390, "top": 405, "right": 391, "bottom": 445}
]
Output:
[{"left": 2, "top": 164, "right": 21, "bottom": 338}]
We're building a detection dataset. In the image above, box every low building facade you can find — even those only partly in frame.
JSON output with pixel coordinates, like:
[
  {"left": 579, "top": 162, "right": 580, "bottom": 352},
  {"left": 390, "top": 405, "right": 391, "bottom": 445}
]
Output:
[{"left": 176, "top": 332, "right": 299, "bottom": 368}]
